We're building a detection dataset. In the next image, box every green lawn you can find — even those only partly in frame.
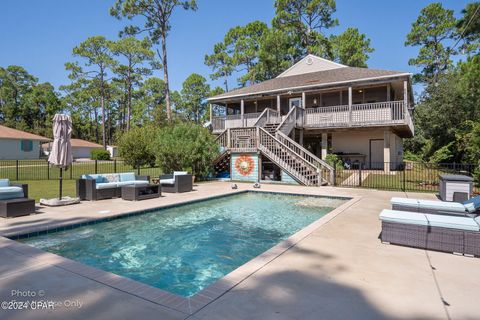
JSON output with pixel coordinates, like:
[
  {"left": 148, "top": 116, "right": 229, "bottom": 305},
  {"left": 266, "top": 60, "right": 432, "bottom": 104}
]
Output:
[{"left": 17, "top": 180, "right": 77, "bottom": 202}]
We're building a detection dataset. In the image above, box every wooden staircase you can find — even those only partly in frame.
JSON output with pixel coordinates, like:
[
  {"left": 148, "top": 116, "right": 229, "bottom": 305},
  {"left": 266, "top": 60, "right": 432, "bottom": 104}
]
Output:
[{"left": 214, "top": 108, "right": 334, "bottom": 186}]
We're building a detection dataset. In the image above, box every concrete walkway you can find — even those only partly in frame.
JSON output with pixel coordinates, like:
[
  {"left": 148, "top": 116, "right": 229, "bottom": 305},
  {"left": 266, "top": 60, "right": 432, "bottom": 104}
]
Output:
[{"left": 0, "top": 182, "right": 478, "bottom": 320}]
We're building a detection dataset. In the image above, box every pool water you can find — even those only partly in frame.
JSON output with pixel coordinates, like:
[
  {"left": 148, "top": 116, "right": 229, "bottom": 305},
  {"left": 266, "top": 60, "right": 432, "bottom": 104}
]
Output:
[{"left": 20, "top": 192, "right": 346, "bottom": 297}]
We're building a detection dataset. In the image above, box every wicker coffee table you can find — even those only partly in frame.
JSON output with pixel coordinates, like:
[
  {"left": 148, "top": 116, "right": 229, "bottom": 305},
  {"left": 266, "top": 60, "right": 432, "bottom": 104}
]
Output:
[{"left": 121, "top": 184, "right": 161, "bottom": 201}]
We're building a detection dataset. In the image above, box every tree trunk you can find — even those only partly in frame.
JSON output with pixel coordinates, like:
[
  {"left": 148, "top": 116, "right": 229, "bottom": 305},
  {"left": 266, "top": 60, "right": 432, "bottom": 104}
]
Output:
[
  {"left": 127, "top": 67, "right": 132, "bottom": 131},
  {"left": 93, "top": 107, "right": 99, "bottom": 143},
  {"left": 161, "top": 31, "right": 172, "bottom": 123},
  {"left": 101, "top": 91, "right": 106, "bottom": 149}
]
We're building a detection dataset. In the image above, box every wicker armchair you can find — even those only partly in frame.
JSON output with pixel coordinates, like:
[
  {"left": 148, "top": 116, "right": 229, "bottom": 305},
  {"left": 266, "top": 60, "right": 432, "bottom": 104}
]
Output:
[{"left": 159, "top": 174, "right": 193, "bottom": 193}]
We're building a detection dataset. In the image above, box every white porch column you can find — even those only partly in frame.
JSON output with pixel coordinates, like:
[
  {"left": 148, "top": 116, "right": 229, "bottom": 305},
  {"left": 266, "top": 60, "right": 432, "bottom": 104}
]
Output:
[
  {"left": 348, "top": 86, "right": 352, "bottom": 126},
  {"left": 302, "top": 91, "right": 306, "bottom": 108},
  {"left": 384, "top": 130, "right": 391, "bottom": 173},
  {"left": 209, "top": 103, "right": 213, "bottom": 123},
  {"left": 276, "top": 95, "right": 281, "bottom": 115},
  {"left": 321, "top": 133, "right": 328, "bottom": 160},
  {"left": 403, "top": 80, "right": 408, "bottom": 118},
  {"left": 240, "top": 99, "right": 245, "bottom": 127}
]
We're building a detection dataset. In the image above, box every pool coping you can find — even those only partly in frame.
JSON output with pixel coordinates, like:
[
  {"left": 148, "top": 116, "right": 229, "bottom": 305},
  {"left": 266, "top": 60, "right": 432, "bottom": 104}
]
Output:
[{"left": 0, "top": 190, "right": 361, "bottom": 315}]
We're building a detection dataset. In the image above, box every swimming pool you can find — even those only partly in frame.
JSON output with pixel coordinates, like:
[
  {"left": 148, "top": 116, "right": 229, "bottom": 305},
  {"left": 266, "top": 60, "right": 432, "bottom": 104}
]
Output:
[{"left": 19, "top": 192, "right": 347, "bottom": 297}]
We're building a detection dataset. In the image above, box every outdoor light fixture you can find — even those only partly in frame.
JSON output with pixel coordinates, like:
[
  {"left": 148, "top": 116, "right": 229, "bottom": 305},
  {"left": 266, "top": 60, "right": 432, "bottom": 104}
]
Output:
[
  {"left": 313, "top": 98, "right": 318, "bottom": 104},
  {"left": 358, "top": 90, "right": 363, "bottom": 93}
]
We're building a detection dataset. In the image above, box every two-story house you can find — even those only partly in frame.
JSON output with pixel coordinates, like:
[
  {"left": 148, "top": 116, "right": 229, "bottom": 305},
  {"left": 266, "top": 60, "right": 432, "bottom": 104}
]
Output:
[{"left": 208, "top": 54, "right": 414, "bottom": 186}]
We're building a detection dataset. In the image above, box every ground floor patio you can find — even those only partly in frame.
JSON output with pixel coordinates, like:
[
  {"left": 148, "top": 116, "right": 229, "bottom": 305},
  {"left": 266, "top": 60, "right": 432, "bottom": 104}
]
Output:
[{"left": 0, "top": 182, "right": 477, "bottom": 319}]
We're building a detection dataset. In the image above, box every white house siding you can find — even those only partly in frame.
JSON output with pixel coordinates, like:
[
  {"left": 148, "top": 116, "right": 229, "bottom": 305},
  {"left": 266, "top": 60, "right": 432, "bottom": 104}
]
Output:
[
  {"left": 72, "top": 147, "right": 97, "bottom": 159},
  {"left": 0, "top": 139, "right": 42, "bottom": 160},
  {"left": 331, "top": 129, "right": 403, "bottom": 166}
]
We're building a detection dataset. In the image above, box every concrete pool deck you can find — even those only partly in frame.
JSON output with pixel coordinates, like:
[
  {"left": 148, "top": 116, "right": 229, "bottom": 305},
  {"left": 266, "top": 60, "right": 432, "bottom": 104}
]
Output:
[{"left": 0, "top": 182, "right": 478, "bottom": 319}]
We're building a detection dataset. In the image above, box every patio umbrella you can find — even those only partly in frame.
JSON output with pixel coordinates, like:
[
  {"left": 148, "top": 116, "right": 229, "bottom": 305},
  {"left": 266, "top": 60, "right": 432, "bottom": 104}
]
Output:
[{"left": 48, "top": 114, "right": 73, "bottom": 200}]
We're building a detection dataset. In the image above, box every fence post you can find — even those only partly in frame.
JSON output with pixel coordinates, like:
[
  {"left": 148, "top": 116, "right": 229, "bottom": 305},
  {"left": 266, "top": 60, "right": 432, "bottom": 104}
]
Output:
[
  {"left": 137, "top": 166, "right": 140, "bottom": 175},
  {"left": 402, "top": 162, "right": 406, "bottom": 191},
  {"left": 69, "top": 166, "right": 73, "bottom": 180},
  {"left": 333, "top": 160, "right": 337, "bottom": 186},
  {"left": 358, "top": 163, "right": 362, "bottom": 187},
  {"left": 95, "top": 160, "right": 98, "bottom": 174},
  {"left": 47, "top": 160, "right": 50, "bottom": 180},
  {"left": 114, "top": 159, "right": 117, "bottom": 173},
  {"left": 16, "top": 160, "right": 19, "bottom": 181}
]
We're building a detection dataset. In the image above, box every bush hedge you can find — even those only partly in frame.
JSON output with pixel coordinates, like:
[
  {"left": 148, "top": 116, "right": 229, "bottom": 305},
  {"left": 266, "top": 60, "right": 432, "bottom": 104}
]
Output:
[{"left": 90, "top": 148, "right": 111, "bottom": 160}]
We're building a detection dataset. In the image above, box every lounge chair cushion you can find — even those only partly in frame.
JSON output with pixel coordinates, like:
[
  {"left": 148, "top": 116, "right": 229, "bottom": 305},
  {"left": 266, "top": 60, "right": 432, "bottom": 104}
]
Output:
[
  {"left": 390, "top": 197, "right": 418, "bottom": 208},
  {"left": 463, "top": 195, "right": 480, "bottom": 210},
  {"left": 95, "top": 182, "right": 118, "bottom": 190},
  {"left": 0, "top": 179, "right": 10, "bottom": 187},
  {"left": 173, "top": 171, "right": 188, "bottom": 176},
  {"left": 103, "top": 174, "right": 120, "bottom": 183},
  {"left": 417, "top": 200, "right": 466, "bottom": 214},
  {"left": 379, "top": 209, "right": 428, "bottom": 226},
  {"left": 424, "top": 213, "right": 480, "bottom": 231},
  {"left": 391, "top": 197, "right": 467, "bottom": 215},
  {"left": 160, "top": 178, "right": 175, "bottom": 185},
  {"left": 119, "top": 172, "right": 136, "bottom": 182},
  {"left": 0, "top": 186, "right": 24, "bottom": 200}
]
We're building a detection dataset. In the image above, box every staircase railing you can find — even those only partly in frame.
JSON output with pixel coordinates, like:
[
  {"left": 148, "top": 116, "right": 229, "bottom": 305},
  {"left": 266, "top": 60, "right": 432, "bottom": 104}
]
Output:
[
  {"left": 258, "top": 127, "right": 320, "bottom": 186},
  {"left": 213, "top": 129, "right": 229, "bottom": 164},
  {"left": 276, "top": 131, "right": 334, "bottom": 185},
  {"left": 276, "top": 106, "right": 298, "bottom": 136},
  {"left": 253, "top": 108, "right": 280, "bottom": 127}
]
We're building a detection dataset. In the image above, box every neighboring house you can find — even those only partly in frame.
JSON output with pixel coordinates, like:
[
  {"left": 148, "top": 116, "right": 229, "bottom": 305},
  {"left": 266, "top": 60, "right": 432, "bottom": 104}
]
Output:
[
  {"left": 0, "top": 125, "right": 51, "bottom": 160},
  {"left": 208, "top": 54, "right": 414, "bottom": 186},
  {"left": 43, "top": 139, "right": 103, "bottom": 159}
]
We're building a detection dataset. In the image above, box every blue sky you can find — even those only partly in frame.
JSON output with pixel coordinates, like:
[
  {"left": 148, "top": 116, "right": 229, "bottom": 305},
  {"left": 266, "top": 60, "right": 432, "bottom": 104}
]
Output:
[{"left": 0, "top": 0, "right": 470, "bottom": 96}]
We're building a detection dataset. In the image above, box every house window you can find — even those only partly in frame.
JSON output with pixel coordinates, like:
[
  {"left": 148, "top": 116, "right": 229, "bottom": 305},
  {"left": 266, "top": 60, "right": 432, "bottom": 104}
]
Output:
[{"left": 20, "top": 140, "right": 33, "bottom": 152}]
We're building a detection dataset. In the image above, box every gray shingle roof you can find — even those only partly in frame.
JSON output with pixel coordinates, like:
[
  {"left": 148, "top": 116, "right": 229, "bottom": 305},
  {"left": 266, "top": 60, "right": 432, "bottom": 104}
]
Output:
[{"left": 209, "top": 67, "right": 410, "bottom": 101}]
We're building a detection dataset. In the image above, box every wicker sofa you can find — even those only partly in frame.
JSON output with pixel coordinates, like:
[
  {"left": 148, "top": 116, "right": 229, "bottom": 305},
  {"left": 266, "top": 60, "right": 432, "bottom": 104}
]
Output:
[
  {"left": 0, "top": 179, "right": 35, "bottom": 218},
  {"left": 380, "top": 209, "right": 480, "bottom": 257},
  {"left": 76, "top": 172, "right": 150, "bottom": 201},
  {"left": 159, "top": 171, "right": 193, "bottom": 193}
]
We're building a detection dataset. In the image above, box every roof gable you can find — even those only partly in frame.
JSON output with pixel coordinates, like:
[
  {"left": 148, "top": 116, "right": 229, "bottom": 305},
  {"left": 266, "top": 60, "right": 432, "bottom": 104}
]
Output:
[{"left": 277, "top": 54, "right": 346, "bottom": 78}]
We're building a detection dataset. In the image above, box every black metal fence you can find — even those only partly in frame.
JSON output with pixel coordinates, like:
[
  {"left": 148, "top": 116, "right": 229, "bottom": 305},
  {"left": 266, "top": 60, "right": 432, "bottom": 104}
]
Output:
[
  {"left": 332, "top": 161, "right": 479, "bottom": 194},
  {"left": 0, "top": 159, "right": 163, "bottom": 181}
]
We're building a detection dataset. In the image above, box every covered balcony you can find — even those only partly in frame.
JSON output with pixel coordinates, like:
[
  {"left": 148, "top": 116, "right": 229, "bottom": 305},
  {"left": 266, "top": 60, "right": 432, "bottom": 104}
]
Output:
[{"left": 210, "top": 81, "right": 414, "bottom": 137}]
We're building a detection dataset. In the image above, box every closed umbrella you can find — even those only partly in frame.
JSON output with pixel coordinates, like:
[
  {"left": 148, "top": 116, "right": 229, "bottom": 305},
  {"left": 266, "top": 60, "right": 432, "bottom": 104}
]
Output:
[{"left": 48, "top": 114, "right": 73, "bottom": 200}]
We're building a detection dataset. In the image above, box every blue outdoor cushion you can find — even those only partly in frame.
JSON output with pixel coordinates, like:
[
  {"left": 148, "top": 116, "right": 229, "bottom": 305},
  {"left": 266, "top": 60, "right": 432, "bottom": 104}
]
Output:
[
  {"left": 82, "top": 174, "right": 105, "bottom": 183},
  {"left": 463, "top": 195, "right": 480, "bottom": 210},
  {"left": 424, "top": 213, "right": 480, "bottom": 232},
  {"left": 0, "top": 186, "right": 24, "bottom": 200},
  {"left": 0, "top": 179, "right": 10, "bottom": 187},
  {"left": 119, "top": 172, "right": 136, "bottom": 182},
  {"left": 379, "top": 209, "right": 429, "bottom": 226},
  {"left": 95, "top": 182, "right": 118, "bottom": 190}
]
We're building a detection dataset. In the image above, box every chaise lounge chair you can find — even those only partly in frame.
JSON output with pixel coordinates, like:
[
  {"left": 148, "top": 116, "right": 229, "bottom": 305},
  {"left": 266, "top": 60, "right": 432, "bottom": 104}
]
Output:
[
  {"left": 390, "top": 195, "right": 480, "bottom": 217},
  {"left": 159, "top": 171, "right": 193, "bottom": 193},
  {"left": 0, "top": 179, "right": 35, "bottom": 218},
  {"left": 380, "top": 209, "right": 480, "bottom": 257}
]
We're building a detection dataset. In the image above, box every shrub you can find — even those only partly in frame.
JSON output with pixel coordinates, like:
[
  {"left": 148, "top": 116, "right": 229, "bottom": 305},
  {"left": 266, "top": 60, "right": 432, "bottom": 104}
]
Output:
[
  {"left": 154, "top": 122, "right": 218, "bottom": 178},
  {"left": 325, "top": 154, "right": 344, "bottom": 170},
  {"left": 90, "top": 148, "right": 110, "bottom": 160},
  {"left": 117, "top": 126, "right": 158, "bottom": 168}
]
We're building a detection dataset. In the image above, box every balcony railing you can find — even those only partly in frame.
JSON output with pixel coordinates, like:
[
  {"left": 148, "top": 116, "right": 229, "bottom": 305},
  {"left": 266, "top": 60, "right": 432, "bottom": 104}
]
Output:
[{"left": 212, "top": 101, "right": 413, "bottom": 134}]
